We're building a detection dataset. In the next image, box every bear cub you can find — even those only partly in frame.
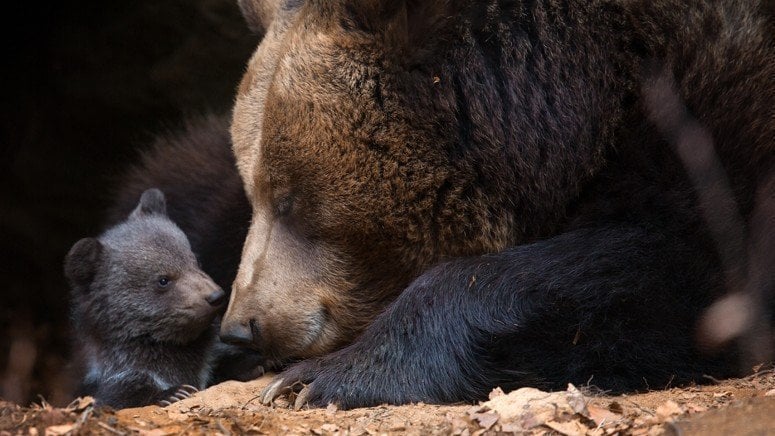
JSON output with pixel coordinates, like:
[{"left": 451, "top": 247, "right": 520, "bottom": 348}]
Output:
[{"left": 65, "top": 188, "right": 227, "bottom": 409}]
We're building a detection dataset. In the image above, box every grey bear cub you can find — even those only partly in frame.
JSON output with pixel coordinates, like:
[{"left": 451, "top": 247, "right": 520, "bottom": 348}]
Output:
[{"left": 65, "top": 188, "right": 227, "bottom": 409}]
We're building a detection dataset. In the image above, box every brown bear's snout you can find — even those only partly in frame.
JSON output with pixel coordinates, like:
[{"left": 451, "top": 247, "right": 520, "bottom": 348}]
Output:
[{"left": 220, "top": 319, "right": 257, "bottom": 347}]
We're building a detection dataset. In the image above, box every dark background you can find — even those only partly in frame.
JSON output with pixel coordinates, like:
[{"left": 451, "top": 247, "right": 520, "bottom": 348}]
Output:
[{"left": 1, "top": 0, "right": 258, "bottom": 406}]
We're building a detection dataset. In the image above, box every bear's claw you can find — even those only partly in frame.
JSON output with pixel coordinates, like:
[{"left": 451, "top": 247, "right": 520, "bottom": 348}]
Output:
[
  {"left": 158, "top": 384, "right": 199, "bottom": 407},
  {"left": 259, "top": 377, "right": 287, "bottom": 405},
  {"left": 293, "top": 385, "right": 312, "bottom": 410},
  {"left": 259, "top": 360, "right": 323, "bottom": 407}
]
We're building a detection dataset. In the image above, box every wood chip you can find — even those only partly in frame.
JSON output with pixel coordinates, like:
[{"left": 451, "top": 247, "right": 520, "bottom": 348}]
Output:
[{"left": 655, "top": 400, "right": 684, "bottom": 419}]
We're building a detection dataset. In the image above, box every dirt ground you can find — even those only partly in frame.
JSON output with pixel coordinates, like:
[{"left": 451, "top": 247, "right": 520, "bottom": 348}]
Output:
[{"left": 2, "top": 370, "right": 774, "bottom": 435}]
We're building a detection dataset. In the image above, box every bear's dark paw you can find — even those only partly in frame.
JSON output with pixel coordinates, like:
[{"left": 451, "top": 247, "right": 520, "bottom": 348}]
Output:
[
  {"left": 259, "top": 356, "right": 382, "bottom": 409},
  {"left": 158, "top": 384, "right": 199, "bottom": 407},
  {"left": 259, "top": 358, "right": 326, "bottom": 408},
  {"left": 258, "top": 348, "right": 425, "bottom": 410}
]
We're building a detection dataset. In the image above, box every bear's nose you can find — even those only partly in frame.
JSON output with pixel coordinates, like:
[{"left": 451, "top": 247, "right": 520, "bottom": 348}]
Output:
[
  {"left": 206, "top": 288, "right": 226, "bottom": 306},
  {"left": 220, "top": 320, "right": 256, "bottom": 346}
]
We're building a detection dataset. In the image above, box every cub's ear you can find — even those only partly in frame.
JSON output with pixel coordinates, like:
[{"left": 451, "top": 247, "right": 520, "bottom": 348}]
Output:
[
  {"left": 130, "top": 188, "right": 168, "bottom": 219},
  {"left": 238, "top": 0, "right": 284, "bottom": 35},
  {"left": 64, "top": 238, "right": 103, "bottom": 288}
]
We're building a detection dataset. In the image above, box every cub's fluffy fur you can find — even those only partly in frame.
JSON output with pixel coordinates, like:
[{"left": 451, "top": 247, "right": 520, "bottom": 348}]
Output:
[{"left": 66, "top": 189, "right": 227, "bottom": 408}]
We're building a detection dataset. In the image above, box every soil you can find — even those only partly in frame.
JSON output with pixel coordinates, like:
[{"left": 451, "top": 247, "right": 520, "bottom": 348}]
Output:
[{"left": 2, "top": 370, "right": 774, "bottom": 435}]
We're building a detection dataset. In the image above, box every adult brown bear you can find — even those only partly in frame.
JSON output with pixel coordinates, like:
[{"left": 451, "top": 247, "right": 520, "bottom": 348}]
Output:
[{"left": 220, "top": 0, "right": 775, "bottom": 408}]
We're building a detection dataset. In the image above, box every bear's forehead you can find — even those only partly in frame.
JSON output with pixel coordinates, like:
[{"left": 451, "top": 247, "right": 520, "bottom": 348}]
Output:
[
  {"left": 101, "top": 219, "right": 194, "bottom": 263},
  {"left": 103, "top": 244, "right": 192, "bottom": 281},
  {"left": 234, "top": 2, "right": 386, "bottom": 204},
  {"left": 233, "top": 33, "right": 330, "bottom": 198}
]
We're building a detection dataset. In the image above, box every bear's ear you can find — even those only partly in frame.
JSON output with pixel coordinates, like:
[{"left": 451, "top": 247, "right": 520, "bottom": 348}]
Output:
[
  {"left": 130, "top": 188, "right": 168, "bottom": 219},
  {"left": 238, "top": 0, "right": 287, "bottom": 36},
  {"left": 64, "top": 238, "right": 103, "bottom": 289},
  {"left": 314, "top": 0, "right": 441, "bottom": 52},
  {"left": 338, "top": 0, "right": 407, "bottom": 33}
]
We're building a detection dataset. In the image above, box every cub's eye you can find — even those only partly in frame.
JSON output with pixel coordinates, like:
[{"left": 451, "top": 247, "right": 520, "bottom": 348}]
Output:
[{"left": 157, "top": 276, "right": 172, "bottom": 288}]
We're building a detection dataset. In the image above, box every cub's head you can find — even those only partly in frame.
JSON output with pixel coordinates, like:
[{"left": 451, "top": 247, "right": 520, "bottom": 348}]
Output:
[
  {"left": 65, "top": 189, "right": 226, "bottom": 344},
  {"left": 222, "top": 1, "right": 502, "bottom": 360}
]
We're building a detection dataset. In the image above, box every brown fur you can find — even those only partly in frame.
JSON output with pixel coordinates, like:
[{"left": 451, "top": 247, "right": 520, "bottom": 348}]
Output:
[
  {"left": 108, "top": 115, "right": 251, "bottom": 292},
  {"left": 222, "top": 0, "right": 774, "bottom": 366},
  {"left": 237, "top": 0, "right": 286, "bottom": 35}
]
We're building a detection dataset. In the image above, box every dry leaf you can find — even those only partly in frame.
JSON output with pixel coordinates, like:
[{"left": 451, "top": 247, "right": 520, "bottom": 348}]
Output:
[
  {"left": 137, "top": 429, "right": 173, "bottom": 436},
  {"left": 544, "top": 419, "right": 588, "bottom": 436},
  {"left": 631, "top": 427, "right": 650, "bottom": 436},
  {"left": 489, "top": 387, "right": 505, "bottom": 399},
  {"left": 608, "top": 401, "right": 624, "bottom": 414},
  {"left": 684, "top": 402, "right": 708, "bottom": 414},
  {"left": 501, "top": 422, "right": 524, "bottom": 433},
  {"left": 765, "top": 388, "right": 775, "bottom": 397},
  {"left": 587, "top": 404, "right": 621, "bottom": 425},
  {"left": 520, "top": 410, "right": 548, "bottom": 429},
  {"left": 65, "top": 397, "right": 94, "bottom": 412},
  {"left": 44, "top": 424, "right": 74, "bottom": 436},
  {"left": 470, "top": 412, "right": 499, "bottom": 430},
  {"left": 348, "top": 427, "right": 368, "bottom": 436},
  {"left": 480, "top": 387, "right": 557, "bottom": 420},
  {"left": 646, "top": 426, "right": 664, "bottom": 436},
  {"left": 321, "top": 423, "right": 339, "bottom": 432},
  {"left": 448, "top": 413, "right": 471, "bottom": 435},
  {"left": 566, "top": 384, "right": 588, "bottom": 415}
]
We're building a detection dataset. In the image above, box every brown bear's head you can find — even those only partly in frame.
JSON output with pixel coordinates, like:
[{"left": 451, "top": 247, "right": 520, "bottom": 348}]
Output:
[{"left": 221, "top": 0, "right": 544, "bottom": 359}]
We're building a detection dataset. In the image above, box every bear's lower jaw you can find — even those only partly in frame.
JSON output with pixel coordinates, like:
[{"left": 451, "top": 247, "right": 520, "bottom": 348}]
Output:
[{"left": 255, "top": 308, "right": 334, "bottom": 361}]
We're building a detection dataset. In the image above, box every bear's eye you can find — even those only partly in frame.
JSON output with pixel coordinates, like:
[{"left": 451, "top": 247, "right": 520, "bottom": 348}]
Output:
[
  {"left": 275, "top": 196, "right": 294, "bottom": 218},
  {"left": 157, "top": 276, "right": 172, "bottom": 288}
]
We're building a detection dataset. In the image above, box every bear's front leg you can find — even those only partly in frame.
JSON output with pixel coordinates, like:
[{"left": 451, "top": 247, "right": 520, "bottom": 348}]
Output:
[
  {"left": 261, "top": 226, "right": 729, "bottom": 409},
  {"left": 90, "top": 371, "right": 178, "bottom": 409}
]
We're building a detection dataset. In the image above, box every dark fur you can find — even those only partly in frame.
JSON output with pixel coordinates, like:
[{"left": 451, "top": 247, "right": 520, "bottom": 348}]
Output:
[
  {"left": 106, "top": 115, "right": 266, "bottom": 389},
  {"left": 228, "top": 0, "right": 774, "bottom": 408},
  {"left": 277, "top": 227, "right": 737, "bottom": 406},
  {"left": 107, "top": 115, "right": 251, "bottom": 293},
  {"left": 66, "top": 189, "right": 226, "bottom": 409}
]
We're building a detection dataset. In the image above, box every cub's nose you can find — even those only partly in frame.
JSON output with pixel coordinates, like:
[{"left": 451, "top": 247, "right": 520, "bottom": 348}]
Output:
[
  {"left": 220, "top": 321, "right": 255, "bottom": 347},
  {"left": 206, "top": 288, "right": 226, "bottom": 306}
]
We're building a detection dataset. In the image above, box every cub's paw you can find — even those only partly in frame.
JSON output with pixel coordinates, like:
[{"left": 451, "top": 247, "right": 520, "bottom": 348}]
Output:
[{"left": 158, "top": 384, "right": 199, "bottom": 407}]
